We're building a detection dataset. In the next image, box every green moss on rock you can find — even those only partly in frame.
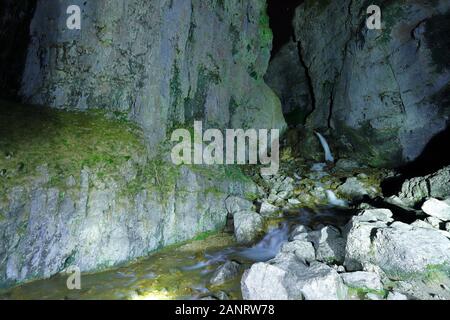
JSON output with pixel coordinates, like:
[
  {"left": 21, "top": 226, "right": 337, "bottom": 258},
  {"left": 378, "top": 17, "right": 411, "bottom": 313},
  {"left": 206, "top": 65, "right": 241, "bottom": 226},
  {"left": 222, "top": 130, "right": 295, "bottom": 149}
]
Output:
[
  {"left": 0, "top": 99, "right": 147, "bottom": 202},
  {"left": 258, "top": 7, "right": 273, "bottom": 49},
  {"left": 334, "top": 120, "right": 403, "bottom": 168}
]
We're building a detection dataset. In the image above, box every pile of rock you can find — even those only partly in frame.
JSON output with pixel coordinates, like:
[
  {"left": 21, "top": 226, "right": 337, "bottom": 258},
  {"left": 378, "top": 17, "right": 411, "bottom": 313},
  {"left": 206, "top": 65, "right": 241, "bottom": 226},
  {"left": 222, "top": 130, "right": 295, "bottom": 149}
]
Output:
[
  {"left": 241, "top": 207, "right": 450, "bottom": 300},
  {"left": 399, "top": 166, "right": 450, "bottom": 206},
  {"left": 230, "top": 164, "right": 384, "bottom": 245},
  {"left": 390, "top": 166, "right": 450, "bottom": 237},
  {"left": 234, "top": 164, "right": 450, "bottom": 300},
  {"left": 264, "top": 175, "right": 296, "bottom": 207},
  {"left": 257, "top": 168, "right": 382, "bottom": 213}
]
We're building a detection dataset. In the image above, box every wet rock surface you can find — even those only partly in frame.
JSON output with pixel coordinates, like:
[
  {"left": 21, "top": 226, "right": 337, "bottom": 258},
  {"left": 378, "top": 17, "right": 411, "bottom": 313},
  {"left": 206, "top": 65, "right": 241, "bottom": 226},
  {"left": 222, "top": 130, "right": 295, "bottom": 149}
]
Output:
[
  {"left": 209, "top": 261, "right": 241, "bottom": 286},
  {"left": 233, "top": 211, "right": 264, "bottom": 245},
  {"left": 399, "top": 166, "right": 450, "bottom": 205}
]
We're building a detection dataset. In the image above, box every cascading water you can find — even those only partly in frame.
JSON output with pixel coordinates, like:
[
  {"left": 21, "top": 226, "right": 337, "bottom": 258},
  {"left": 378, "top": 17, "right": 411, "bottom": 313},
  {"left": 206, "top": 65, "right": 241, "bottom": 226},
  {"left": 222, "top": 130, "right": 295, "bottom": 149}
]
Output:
[
  {"left": 182, "top": 207, "right": 356, "bottom": 272},
  {"left": 182, "top": 222, "right": 291, "bottom": 271},
  {"left": 326, "top": 190, "right": 348, "bottom": 208},
  {"left": 315, "top": 131, "right": 334, "bottom": 162},
  {"left": 239, "top": 222, "right": 290, "bottom": 261}
]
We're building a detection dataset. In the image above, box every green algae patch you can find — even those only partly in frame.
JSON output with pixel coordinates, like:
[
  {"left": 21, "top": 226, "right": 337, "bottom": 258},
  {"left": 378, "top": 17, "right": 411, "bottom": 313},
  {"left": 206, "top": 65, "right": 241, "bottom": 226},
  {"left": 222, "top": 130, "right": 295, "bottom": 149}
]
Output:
[
  {"left": 258, "top": 4, "right": 273, "bottom": 52},
  {"left": 188, "top": 163, "right": 254, "bottom": 185},
  {"left": 419, "top": 264, "right": 450, "bottom": 284},
  {"left": 0, "top": 99, "right": 148, "bottom": 202},
  {"left": 123, "top": 156, "right": 182, "bottom": 203},
  {"left": 192, "top": 230, "right": 218, "bottom": 241},
  {"left": 381, "top": 263, "right": 450, "bottom": 284},
  {"left": 347, "top": 286, "right": 387, "bottom": 300}
]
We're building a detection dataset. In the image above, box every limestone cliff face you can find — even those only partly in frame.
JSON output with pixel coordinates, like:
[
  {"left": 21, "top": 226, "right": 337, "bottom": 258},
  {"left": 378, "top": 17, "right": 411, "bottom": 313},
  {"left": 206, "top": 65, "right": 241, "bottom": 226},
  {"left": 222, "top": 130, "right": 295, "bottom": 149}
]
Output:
[
  {"left": 19, "top": 0, "right": 286, "bottom": 147},
  {"left": 265, "top": 41, "right": 312, "bottom": 126},
  {"left": 0, "top": 163, "right": 253, "bottom": 289},
  {"left": 0, "top": 102, "right": 257, "bottom": 288},
  {"left": 293, "top": 0, "right": 450, "bottom": 167},
  {"left": 0, "top": 0, "right": 281, "bottom": 288}
]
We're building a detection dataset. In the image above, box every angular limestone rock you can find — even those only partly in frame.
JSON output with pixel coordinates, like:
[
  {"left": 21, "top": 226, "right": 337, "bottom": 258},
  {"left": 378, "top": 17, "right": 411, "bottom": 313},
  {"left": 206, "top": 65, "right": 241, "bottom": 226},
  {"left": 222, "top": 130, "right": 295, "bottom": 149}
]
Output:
[
  {"left": 341, "top": 271, "right": 383, "bottom": 291},
  {"left": 210, "top": 261, "right": 241, "bottom": 286},
  {"left": 241, "top": 254, "right": 347, "bottom": 300},
  {"left": 233, "top": 211, "right": 264, "bottom": 245},
  {"left": 422, "top": 198, "right": 450, "bottom": 222}
]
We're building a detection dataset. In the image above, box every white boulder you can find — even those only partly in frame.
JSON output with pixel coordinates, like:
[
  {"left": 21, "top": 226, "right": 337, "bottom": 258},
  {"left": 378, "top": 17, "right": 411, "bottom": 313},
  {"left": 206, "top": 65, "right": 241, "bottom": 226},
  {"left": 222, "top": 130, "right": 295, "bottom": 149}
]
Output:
[{"left": 422, "top": 198, "right": 450, "bottom": 222}]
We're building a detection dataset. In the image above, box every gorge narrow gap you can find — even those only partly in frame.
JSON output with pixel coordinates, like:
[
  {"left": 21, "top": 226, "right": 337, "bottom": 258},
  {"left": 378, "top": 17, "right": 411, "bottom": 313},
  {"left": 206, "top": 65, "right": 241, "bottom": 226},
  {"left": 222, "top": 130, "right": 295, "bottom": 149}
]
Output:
[
  {"left": 297, "top": 40, "right": 317, "bottom": 122},
  {"left": 267, "top": 0, "right": 304, "bottom": 58}
]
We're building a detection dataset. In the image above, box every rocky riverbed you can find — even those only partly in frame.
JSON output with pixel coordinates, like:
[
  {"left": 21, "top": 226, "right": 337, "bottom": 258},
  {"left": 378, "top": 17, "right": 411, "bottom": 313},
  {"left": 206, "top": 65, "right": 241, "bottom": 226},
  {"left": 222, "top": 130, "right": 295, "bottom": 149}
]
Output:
[
  {"left": 239, "top": 159, "right": 450, "bottom": 300},
  {"left": 2, "top": 158, "right": 449, "bottom": 300}
]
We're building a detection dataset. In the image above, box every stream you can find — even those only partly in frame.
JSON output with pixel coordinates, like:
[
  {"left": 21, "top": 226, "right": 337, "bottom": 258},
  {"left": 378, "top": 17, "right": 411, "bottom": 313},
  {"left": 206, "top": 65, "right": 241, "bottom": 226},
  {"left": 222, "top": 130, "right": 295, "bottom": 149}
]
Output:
[{"left": 0, "top": 207, "right": 355, "bottom": 300}]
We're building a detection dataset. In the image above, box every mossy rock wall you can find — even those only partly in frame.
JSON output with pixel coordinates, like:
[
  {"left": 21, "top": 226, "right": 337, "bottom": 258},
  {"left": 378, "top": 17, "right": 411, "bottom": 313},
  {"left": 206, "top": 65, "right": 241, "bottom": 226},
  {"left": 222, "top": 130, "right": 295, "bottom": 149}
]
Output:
[
  {"left": 0, "top": 101, "right": 256, "bottom": 289},
  {"left": 19, "top": 0, "right": 286, "bottom": 148}
]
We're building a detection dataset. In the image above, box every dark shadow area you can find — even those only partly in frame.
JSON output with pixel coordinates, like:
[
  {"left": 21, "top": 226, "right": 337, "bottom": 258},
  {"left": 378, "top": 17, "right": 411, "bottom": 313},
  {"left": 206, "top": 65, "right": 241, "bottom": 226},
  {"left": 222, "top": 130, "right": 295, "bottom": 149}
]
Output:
[
  {"left": 401, "top": 125, "right": 450, "bottom": 177},
  {"left": 267, "top": 0, "right": 304, "bottom": 57},
  {"left": 381, "top": 125, "right": 450, "bottom": 196},
  {"left": 0, "top": 0, "right": 37, "bottom": 100},
  {"left": 0, "top": 99, "right": 61, "bottom": 154},
  {"left": 364, "top": 197, "right": 425, "bottom": 224}
]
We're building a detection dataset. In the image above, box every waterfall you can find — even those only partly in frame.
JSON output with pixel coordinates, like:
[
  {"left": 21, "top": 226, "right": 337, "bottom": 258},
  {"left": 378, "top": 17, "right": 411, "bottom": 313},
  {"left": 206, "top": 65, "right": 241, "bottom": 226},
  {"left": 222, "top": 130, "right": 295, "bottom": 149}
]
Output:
[
  {"left": 181, "top": 222, "right": 291, "bottom": 271},
  {"left": 315, "top": 131, "right": 334, "bottom": 162},
  {"left": 238, "top": 222, "right": 290, "bottom": 262}
]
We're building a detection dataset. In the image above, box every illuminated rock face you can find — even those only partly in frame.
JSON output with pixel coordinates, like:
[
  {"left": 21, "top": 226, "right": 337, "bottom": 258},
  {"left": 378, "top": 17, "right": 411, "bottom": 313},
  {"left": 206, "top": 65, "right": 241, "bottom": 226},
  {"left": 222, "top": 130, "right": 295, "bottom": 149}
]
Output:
[
  {"left": 18, "top": 0, "right": 286, "bottom": 147},
  {"left": 0, "top": 103, "right": 257, "bottom": 289},
  {"left": 0, "top": 165, "right": 253, "bottom": 288},
  {"left": 291, "top": 0, "right": 450, "bottom": 167}
]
